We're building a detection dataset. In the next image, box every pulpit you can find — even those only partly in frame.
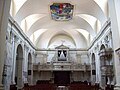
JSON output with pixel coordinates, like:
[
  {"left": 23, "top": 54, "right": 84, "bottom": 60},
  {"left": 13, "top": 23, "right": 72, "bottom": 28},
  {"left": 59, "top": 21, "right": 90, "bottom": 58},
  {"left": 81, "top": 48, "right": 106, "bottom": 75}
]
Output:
[{"left": 99, "top": 48, "right": 113, "bottom": 87}]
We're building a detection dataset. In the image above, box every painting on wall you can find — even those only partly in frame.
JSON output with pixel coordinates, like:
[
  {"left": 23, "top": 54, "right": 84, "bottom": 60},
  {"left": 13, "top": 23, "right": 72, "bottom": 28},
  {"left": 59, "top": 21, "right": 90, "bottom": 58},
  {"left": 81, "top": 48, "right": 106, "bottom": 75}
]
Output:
[{"left": 50, "top": 3, "right": 74, "bottom": 21}]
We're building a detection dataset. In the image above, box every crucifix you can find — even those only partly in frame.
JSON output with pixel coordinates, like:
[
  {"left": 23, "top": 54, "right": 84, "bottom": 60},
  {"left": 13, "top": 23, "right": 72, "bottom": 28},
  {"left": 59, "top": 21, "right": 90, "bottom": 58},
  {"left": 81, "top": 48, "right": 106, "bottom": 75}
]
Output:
[{"left": 61, "top": 40, "right": 65, "bottom": 45}]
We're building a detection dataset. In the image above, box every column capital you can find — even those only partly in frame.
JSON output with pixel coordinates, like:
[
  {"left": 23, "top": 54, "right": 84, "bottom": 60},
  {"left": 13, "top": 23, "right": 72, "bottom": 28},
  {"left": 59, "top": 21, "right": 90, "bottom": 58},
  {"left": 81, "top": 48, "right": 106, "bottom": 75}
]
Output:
[
  {"left": 24, "top": 44, "right": 29, "bottom": 52},
  {"left": 14, "top": 35, "right": 19, "bottom": 43}
]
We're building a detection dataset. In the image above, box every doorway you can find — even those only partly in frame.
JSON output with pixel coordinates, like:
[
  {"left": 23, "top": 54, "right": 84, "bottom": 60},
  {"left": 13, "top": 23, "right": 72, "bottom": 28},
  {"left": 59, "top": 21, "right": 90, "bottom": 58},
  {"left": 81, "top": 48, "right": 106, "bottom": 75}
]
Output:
[
  {"left": 54, "top": 71, "right": 70, "bottom": 86},
  {"left": 15, "top": 44, "right": 23, "bottom": 89},
  {"left": 28, "top": 53, "right": 32, "bottom": 85}
]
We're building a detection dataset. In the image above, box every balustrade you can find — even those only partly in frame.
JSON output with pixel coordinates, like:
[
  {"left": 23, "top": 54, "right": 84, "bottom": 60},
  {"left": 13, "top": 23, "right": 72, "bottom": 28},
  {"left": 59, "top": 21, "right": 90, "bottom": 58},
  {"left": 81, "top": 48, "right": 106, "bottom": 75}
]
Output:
[{"left": 33, "top": 63, "right": 91, "bottom": 71}]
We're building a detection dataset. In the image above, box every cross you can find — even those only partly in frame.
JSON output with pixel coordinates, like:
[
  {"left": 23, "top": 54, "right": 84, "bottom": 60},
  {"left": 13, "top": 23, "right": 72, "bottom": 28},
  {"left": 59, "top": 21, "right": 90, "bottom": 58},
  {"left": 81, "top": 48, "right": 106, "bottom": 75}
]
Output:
[{"left": 61, "top": 40, "right": 65, "bottom": 45}]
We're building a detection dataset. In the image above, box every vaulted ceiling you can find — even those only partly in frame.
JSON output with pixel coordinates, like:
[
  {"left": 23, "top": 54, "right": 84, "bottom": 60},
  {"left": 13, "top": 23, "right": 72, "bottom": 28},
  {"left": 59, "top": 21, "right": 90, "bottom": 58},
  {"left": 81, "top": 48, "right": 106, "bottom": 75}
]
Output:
[{"left": 10, "top": 0, "right": 108, "bottom": 49}]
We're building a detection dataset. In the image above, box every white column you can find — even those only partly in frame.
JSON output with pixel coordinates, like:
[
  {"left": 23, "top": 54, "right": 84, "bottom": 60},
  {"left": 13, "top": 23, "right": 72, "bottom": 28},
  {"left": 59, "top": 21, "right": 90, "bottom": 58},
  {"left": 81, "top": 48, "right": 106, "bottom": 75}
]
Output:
[
  {"left": 108, "top": 0, "right": 120, "bottom": 89},
  {"left": 31, "top": 52, "right": 35, "bottom": 85},
  {"left": 115, "top": 49, "right": 120, "bottom": 89},
  {"left": 89, "top": 54, "right": 93, "bottom": 84},
  {"left": 28, "top": 61, "right": 33, "bottom": 85},
  {"left": 11, "top": 33, "right": 16, "bottom": 85},
  {"left": 91, "top": 64, "right": 96, "bottom": 84},
  {"left": 0, "top": 0, "right": 11, "bottom": 89},
  {"left": 11, "top": 35, "right": 20, "bottom": 85},
  {"left": 95, "top": 50, "right": 101, "bottom": 84},
  {"left": 16, "top": 57, "right": 24, "bottom": 89},
  {"left": 23, "top": 45, "right": 28, "bottom": 83}
]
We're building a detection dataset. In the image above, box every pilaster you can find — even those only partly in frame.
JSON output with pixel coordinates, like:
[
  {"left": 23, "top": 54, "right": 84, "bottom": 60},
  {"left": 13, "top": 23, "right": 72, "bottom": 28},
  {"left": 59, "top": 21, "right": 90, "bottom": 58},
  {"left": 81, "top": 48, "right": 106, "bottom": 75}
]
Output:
[
  {"left": 115, "top": 48, "right": 120, "bottom": 90},
  {"left": 0, "top": 0, "right": 11, "bottom": 89},
  {"left": 108, "top": 0, "right": 120, "bottom": 89}
]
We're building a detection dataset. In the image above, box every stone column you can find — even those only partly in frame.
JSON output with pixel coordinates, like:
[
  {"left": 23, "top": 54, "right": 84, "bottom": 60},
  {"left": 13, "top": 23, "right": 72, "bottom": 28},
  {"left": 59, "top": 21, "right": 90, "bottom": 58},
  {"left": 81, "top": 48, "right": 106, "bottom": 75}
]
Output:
[
  {"left": 115, "top": 49, "right": 120, "bottom": 89},
  {"left": 23, "top": 45, "right": 28, "bottom": 84},
  {"left": 16, "top": 57, "right": 24, "bottom": 89},
  {"left": 11, "top": 35, "right": 19, "bottom": 85},
  {"left": 91, "top": 62, "right": 96, "bottom": 84},
  {"left": 10, "top": 31, "right": 15, "bottom": 84},
  {"left": 89, "top": 53, "right": 93, "bottom": 83},
  {"left": 0, "top": 0, "right": 11, "bottom": 89},
  {"left": 95, "top": 47, "right": 101, "bottom": 84},
  {"left": 28, "top": 61, "right": 33, "bottom": 85},
  {"left": 108, "top": 0, "right": 120, "bottom": 89},
  {"left": 30, "top": 52, "right": 35, "bottom": 85}
]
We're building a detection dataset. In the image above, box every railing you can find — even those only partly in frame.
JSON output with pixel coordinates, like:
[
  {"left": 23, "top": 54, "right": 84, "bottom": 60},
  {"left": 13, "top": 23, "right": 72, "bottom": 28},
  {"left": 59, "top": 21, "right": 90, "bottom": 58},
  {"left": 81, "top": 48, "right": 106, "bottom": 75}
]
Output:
[{"left": 33, "top": 63, "right": 91, "bottom": 71}]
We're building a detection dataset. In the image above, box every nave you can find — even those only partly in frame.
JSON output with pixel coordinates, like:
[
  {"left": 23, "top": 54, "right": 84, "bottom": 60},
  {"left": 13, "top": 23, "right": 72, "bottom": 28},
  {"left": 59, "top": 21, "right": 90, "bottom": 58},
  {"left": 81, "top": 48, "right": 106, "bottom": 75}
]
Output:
[{"left": 1, "top": 0, "right": 120, "bottom": 90}]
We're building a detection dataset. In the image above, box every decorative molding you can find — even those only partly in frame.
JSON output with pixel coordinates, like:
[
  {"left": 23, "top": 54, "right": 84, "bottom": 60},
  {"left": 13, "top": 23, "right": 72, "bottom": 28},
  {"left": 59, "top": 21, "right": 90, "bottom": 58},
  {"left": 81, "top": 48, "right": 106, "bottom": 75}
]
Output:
[
  {"left": 24, "top": 45, "right": 29, "bottom": 52},
  {"left": 14, "top": 35, "right": 19, "bottom": 43},
  {"left": 88, "top": 19, "right": 111, "bottom": 50},
  {"left": 8, "top": 16, "right": 35, "bottom": 50}
]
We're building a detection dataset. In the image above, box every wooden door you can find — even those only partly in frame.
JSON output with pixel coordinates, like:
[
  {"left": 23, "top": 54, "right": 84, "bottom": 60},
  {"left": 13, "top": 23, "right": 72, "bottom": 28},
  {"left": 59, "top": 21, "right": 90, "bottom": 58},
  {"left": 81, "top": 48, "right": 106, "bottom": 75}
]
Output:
[{"left": 54, "top": 71, "right": 70, "bottom": 86}]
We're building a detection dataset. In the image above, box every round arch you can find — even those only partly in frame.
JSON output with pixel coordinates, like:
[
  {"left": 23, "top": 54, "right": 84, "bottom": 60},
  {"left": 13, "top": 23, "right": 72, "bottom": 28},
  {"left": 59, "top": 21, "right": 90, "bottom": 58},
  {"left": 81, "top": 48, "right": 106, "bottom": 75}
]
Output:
[
  {"left": 27, "top": 53, "right": 32, "bottom": 85},
  {"left": 35, "top": 28, "right": 87, "bottom": 48},
  {"left": 91, "top": 53, "right": 96, "bottom": 84},
  {"left": 92, "top": 53, "right": 95, "bottom": 63},
  {"left": 47, "top": 34, "right": 76, "bottom": 48},
  {"left": 26, "top": 15, "right": 95, "bottom": 37},
  {"left": 15, "top": 44, "right": 23, "bottom": 89},
  {"left": 100, "top": 44, "right": 105, "bottom": 50}
]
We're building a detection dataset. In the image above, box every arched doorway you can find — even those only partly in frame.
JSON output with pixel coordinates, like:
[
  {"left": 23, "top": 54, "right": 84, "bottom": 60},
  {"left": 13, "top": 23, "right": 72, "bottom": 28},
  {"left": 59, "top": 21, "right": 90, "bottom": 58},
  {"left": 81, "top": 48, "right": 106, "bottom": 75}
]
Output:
[
  {"left": 91, "top": 53, "right": 96, "bottom": 84},
  {"left": 15, "top": 44, "right": 23, "bottom": 89},
  {"left": 28, "top": 53, "right": 32, "bottom": 85}
]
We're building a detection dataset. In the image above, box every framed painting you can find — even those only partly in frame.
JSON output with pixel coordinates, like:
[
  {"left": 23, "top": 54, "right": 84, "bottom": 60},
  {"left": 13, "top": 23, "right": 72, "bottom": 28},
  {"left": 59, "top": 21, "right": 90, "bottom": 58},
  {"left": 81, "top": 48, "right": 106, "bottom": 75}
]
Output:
[{"left": 50, "top": 3, "right": 74, "bottom": 21}]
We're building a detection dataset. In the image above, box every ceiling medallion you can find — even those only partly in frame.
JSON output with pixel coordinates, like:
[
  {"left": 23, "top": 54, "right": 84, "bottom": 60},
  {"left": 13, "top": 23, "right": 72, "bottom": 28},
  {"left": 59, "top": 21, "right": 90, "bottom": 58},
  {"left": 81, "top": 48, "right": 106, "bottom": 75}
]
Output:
[{"left": 50, "top": 3, "right": 74, "bottom": 21}]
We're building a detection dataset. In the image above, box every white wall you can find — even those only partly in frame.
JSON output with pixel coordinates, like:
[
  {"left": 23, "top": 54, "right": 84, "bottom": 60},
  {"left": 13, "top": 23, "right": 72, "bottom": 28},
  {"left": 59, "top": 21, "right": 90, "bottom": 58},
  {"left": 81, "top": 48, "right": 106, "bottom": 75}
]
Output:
[
  {"left": 3, "top": 16, "right": 35, "bottom": 90},
  {"left": 88, "top": 19, "right": 114, "bottom": 86}
]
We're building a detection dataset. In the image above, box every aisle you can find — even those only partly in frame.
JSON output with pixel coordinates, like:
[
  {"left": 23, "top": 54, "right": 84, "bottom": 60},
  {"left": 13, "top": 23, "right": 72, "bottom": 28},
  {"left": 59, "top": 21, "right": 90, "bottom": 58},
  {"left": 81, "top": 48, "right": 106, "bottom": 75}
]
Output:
[{"left": 56, "top": 86, "right": 68, "bottom": 90}]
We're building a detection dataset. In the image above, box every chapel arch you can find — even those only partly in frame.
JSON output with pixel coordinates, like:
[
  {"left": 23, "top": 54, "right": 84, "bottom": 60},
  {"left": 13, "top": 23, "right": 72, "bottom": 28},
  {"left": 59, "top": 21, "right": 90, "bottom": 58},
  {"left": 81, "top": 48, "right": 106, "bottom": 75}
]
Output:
[
  {"left": 15, "top": 44, "right": 23, "bottom": 89},
  {"left": 91, "top": 53, "right": 96, "bottom": 84},
  {"left": 27, "top": 53, "right": 33, "bottom": 85}
]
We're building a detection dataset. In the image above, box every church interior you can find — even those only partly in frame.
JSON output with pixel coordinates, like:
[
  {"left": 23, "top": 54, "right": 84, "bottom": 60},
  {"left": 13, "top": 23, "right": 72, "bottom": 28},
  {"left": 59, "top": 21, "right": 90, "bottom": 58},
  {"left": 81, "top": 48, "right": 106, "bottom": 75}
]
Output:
[{"left": 0, "top": 0, "right": 120, "bottom": 90}]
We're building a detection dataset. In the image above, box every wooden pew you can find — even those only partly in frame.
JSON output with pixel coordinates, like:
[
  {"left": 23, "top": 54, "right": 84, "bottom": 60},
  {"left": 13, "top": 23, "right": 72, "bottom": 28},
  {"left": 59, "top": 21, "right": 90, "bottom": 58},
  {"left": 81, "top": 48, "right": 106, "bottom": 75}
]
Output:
[
  {"left": 68, "top": 83, "right": 99, "bottom": 90},
  {"left": 10, "top": 84, "right": 17, "bottom": 90},
  {"left": 22, "top": 83, "right": 56, "bottom": 90},
  {"left": 69, "top": 84, "right": 89, "bottom": 90},
  {"left": 105, "top": 84, "right": 114, "bottom": 90}
]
